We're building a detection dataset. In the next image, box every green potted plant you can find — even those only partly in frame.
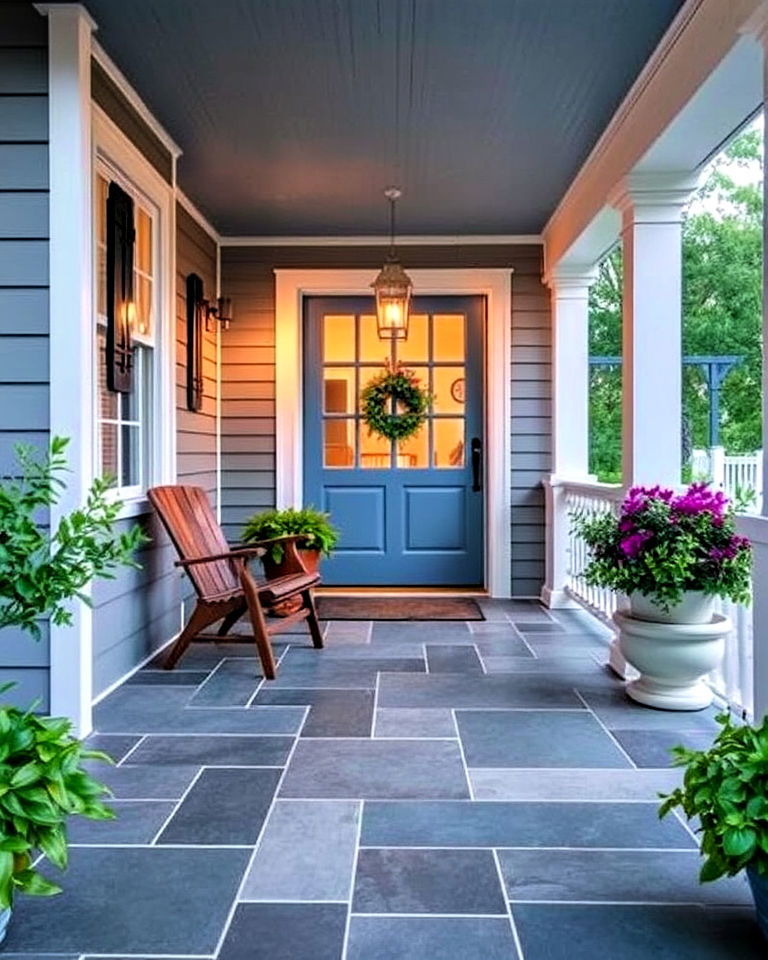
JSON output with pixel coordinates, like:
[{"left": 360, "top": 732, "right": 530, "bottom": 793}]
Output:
[
  {"left": 660, "top": 713, "right": 768, "bottom": 939},
  {"left": 242, "top": 506, "right": 339, "bottom": 578},
  {"left": 571, "top": 483, "right": 752, "bottom": 710},
  {"left": 0, "top": 704, "right": 114, "bottom": 941},
  {"left": 0, "top": 436, "right": 146, "bottom": 938}
]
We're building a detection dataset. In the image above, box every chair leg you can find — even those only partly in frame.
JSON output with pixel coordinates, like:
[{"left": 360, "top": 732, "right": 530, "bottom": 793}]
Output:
[
  {"left": 217, "top": 602, "right": 246, "bottom": 638},
  {"left": 239, "top": 569, "right": 278, "bottom": 680},
  {"left": 303, "top": 590, "right": 324, "bottom": 649},
  {"left": 164, "top": 603, "right": 215, "bottom": 670}
]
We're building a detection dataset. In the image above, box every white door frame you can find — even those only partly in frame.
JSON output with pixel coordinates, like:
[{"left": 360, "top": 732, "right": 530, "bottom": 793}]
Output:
[{"left": 274, "top": 267, "right": 512, "bottom": 597}]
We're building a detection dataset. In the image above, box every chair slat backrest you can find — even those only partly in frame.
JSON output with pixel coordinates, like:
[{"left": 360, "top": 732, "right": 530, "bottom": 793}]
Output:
[{"left": 148, "top": 485, "right": 240, "bottom": 601}]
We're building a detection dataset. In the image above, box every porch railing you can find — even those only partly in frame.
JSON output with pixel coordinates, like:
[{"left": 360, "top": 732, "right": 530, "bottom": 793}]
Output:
[
  {"left": 552, "top": 477, "right": 761, "bottom": 719},
  {"left": 691, "top": 447, "right": 763, "bottom": 513}
]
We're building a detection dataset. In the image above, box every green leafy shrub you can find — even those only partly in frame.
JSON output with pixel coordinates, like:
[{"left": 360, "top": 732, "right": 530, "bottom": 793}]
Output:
[
  {"left": 242, "top": 507, "right": 339, "bottom": 564},
  {"left": 0, "top": 702, "right": 113, "bottom": 907},
  {"left": 660, "top": 713, "right": 768, "bottom": 881},
  {"left": 0, "top": 436, "right": 147, "bottom": 638},
  {"left": 571, "top": 483, "right": 752, "bottom": 609}
]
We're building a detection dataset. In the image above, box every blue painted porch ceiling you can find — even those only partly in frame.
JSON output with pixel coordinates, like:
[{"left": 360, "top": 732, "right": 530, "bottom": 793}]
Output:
[{"left": 81, "top": 0, "right": 684, "bottom": 235}]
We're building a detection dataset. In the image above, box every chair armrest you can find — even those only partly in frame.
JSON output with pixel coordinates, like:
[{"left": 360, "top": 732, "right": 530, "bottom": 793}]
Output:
[{"left": 174, "top": 545, "right": 266, "bottom": 568}]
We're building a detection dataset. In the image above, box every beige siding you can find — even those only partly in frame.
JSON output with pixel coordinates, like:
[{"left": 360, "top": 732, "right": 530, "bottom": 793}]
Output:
[{"left": 220, "top": 244, "right": 550, "bottom": 596}]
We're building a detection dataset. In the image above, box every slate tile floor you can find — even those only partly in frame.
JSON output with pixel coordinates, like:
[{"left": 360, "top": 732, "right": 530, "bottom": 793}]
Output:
[{"left": 3, "top": 601, "right": 764, "bottom": 959}]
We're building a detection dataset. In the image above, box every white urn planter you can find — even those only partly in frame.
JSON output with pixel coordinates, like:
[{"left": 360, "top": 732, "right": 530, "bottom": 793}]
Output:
[
  {"left": 614, "top": 605, "right": 731, "bottom": 711},
  {"left": 629, "top": 590, "right": 716, "bottom": 625}
]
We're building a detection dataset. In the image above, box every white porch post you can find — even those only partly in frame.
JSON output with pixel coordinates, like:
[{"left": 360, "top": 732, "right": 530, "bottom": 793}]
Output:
[
  {"left": 613, "top": 173, "right": 697, "bottom": 489},
  {"left": 542, "top": 267, "right": 596, "bottom": 608},
  {"left": 38, "top": 3, "right": 96, "bottom": 735}
]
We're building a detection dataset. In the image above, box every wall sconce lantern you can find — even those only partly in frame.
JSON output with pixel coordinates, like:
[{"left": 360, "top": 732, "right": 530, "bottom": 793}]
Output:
[
  {"left": 186, "top": 275, "right": 234, "bottom": 412},
  {"left": 204, "top": 295, "right": 233, "bottom": 332},
  {"left": 372, "top": 187, "right": 412, "bottom": 341}
]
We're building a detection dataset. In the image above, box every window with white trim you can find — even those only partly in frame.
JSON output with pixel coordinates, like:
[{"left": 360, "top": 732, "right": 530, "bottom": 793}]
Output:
[{"left": 94, "top": 164, "right": 157, "bottom": 499}]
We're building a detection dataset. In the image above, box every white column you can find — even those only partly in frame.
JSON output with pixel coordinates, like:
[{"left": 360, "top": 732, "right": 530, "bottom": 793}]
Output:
[
  {"left": 612, "top": 173, "right": 697, "bottom": 489},
  {"left": 541, "top": 267, "right": 596, "bottom": 608},
  {"left": 38, "top": 4, "right": 96, "bottom": 735}
]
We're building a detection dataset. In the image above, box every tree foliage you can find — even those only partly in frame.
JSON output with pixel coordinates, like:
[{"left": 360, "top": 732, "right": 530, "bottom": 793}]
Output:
[{"left": 589, "top": 129, "right": 763, "bottom": 480}]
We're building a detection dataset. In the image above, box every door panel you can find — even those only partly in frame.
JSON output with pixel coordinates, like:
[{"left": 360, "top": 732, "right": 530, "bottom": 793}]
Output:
[{"left": 303, "top": 295, "right": 484, "bottom": 585}]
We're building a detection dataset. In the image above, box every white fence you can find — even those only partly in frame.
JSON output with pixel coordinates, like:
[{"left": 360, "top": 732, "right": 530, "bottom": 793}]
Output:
[
  {"left": 554, "top": 478, "right": 760, "bottom": 719},
  {"left": 692, "top": 447, "right": 763, "bottom": 513}
]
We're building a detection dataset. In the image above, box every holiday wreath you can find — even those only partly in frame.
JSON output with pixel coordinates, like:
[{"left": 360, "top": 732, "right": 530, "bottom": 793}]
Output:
[{"left": 361, "top": 364, "right": 431, "bottom": 441}]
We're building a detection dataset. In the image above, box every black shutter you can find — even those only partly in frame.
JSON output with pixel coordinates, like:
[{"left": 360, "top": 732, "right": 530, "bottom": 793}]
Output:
[
  {"left": 187, "top": 273, "right": 204, "bottom": 412},
  {"left": 106, "top": 182, "right": 135, "bottom": 393}
]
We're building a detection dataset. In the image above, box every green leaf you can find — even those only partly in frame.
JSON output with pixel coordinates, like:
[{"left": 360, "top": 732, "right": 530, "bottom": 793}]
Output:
[
  {"left": 13, "top": 868, "right": 61, "bottom": 898},
  {"left": 723, "top": 827, "right": 757, "bottom": 858}
]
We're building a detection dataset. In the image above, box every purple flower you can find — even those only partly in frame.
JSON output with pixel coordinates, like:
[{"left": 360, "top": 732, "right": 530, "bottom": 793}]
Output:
[
  {"left": 671, "top": 483, "right": 730, "bottom": 520},
  {"left": 709, "top": 535, "right": 751, "bottom": 563},
  {"left": 620, "top": 531, "right": 652, "bottom": 557}
]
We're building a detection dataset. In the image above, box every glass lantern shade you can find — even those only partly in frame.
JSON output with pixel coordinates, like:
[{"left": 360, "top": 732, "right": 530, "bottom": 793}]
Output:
[{"left": 372, "top": 259, "right": 413, "bottom": 340}]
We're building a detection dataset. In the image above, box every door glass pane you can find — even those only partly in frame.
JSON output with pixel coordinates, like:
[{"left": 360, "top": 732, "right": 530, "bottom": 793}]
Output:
[
  {"left": 433, "top": 418, "right": 465, "bottom": 468},
  {"left": 433, "top": 366, "right": 466, "bottom": 414},
  {"left": 398, "top": 424, "right": 428, "bottom": 468},
  {"left": 360, "top": 314, "right": 388, "bottom": 364},
  {"left": 323, "top": 315, "right": 355, "bottom": 362},
  {"left": 397, "top": 314, "right": 428, "bottom": 363},
  {"left": 360, "top": 427, "right": 391, "bottom": 469},
  {"left": 324, "top": 419, "right": 355, "bottom": 467},
  {"left": 324, "top": 368, "right": 355, "bottom": 414},
  {"left": 433, "top": 314, "right": 465, "bottom": 362}
]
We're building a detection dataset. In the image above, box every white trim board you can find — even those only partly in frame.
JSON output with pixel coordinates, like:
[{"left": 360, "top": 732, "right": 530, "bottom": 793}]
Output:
[{"left": 273, "top": 268, "right": 512, "bottom": 598}]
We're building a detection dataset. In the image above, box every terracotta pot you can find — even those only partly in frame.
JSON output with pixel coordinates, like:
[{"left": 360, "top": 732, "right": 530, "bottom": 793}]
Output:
[{"left": 263, "top": 547, "right": 321, "bottom": 616}]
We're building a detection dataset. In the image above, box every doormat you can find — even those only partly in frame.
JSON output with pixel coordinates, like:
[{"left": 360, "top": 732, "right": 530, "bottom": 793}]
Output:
[{"left": 316, "top": 596, "right": 484, "bottom": 621}]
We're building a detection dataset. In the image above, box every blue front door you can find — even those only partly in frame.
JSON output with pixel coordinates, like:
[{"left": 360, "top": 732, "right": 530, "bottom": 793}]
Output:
[{"left": 303, "top": 295, "right": 484, "bottom": 586}]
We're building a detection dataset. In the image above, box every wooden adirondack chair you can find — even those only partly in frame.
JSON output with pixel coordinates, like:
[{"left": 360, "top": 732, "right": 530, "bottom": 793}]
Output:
[{"left": 148, "top": 485, "right": 323, "bottom": 678}]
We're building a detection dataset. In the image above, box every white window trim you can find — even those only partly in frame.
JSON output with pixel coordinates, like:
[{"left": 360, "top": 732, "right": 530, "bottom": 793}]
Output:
[
  {"left": 274, "top": 267, "right": 512, "bottom": 598},
  {"left": 92, "top": 103, "right": 176, "bottom": 515}
]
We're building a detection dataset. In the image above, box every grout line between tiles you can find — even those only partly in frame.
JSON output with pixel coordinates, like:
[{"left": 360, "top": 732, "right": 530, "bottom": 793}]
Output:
[
  {"left": 493, "top": 848, "right": 527, "bottom": 960},
  {"left": 452, "top": 708, "right": 474, "bottom": 801},
  {"left": 148, "top": 766, "right": 206, "bottom": 845},
  {"left": 370, "top": 671, "right": 381, "bottom": 738},
  {"left": 572, "top": 688, "right": 639, "bottom": 770},
  {"left": 115, "top": 735, "right": 147, "bottom": 767},
  {"left": 341, "top": 800, "right": 365, "bottom": 960}
]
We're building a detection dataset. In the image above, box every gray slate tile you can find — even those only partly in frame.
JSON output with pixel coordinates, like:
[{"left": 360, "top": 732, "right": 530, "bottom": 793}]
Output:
[
  {"left": 128, "top": 734, "right": 293, "bottom": 766},
  {"left": 347, "top": 916, "right": 520, "bottom": 960},
  {"left": 611, "top": 728, "right": 717, "bottom": 767},
  {"left": 68, "top": 800, "right": 176, "bottom": 844},
  {"left": 371, "top": 621, "right": 472, "bottom": 642},
  {"left": 271, "top": 658, "right": 424, "bottom": 689},
  {"left": 157, "top": 768, "right": 281, "bottom": 844},
  {"left": 82, "top": 734, "right": 141, "bottom": 763},
  {"left": 1, "top": 847, "right": 250, "bottom": 954},
  {"left": 189, "top": 659, "right": 262, "bottom": 706},
  {"left": 473, "top": 636, "right": 535, "bottom": 657},
  {"left": 469, "top": 767, "right": 682, "bottom": 801},
  {"left": 219, "top": 903, "right": 347, "bottom": 960},
  {"left": 280, "top": 739, "right": 469, "bottom": 799},
  {"left": 361, "top": 801, "right": 695, "bottom": 848},
  {"left": 481, "top": 656, "right": 600, "bottom": 673},
  {"left": 242, "top": 800, "right": 360, "bottom": 901},
  {"left": 374, "top": 708, "right": 457, "bottom": 738},
  {"left": 577, "top": 687, "right": 720, "bottom": 731},
  {"left": 353, "top": 848, "right": 506, "bottom": 914},
  {"left": 253, "top": 687, "right": 374, "bottom": 736},
  {"left": 511, "top": 904, "right": 764, "bottom": 960},
  {"left": 498, "top": 849, "right": 752, "bottom": 904},
  {"left": 126, "top": 669, "right": 211, "bottom": 686},
  {"left": 87, "top": 763, "right": 201, "bottom": 799},
  {"left": 455, "top": 710, "right": 631, "bottom": 768},
  {"left": 426, "top": 645, "right": 483, "bottom": 673},
  {"left": 377, "top": 673, "right": 584, "bottom": 708}
]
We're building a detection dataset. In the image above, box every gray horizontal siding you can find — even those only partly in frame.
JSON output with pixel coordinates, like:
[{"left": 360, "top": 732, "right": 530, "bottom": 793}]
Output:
[
  {"left": 0, "top": 2, "right": 50, "bottom": 709},
  {"left": 220, "top": 244, "right": 550, "bottom": 595}
]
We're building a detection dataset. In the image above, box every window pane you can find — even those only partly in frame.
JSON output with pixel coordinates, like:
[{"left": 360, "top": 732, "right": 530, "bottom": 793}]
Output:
[
  {"left": 433, "top": 314, "right": 465, "bottom": 362},
  {"left": 433, "top": 418, "right": 465, "bottom": 468},
  {"left": 360, "top": 314, "right": 389, "bottom": 364},
  {"left": 323, "top": 315, "right": 355, "bottom": 362},
  {"left": 121, "top": 424, "right": 141, "bottom": 486},
  {"left": 134, "top": 274, "right": 152, "bottom": 338},
  {"left": 135, "top": 206, "right": 152, "bottom": 275},
  {"left": 396, "top": 314, "right": 428, "bottom": 363},
  {"left": 97, "top": 327, "right": 118, "bottom": 419},
  {"left": 100, "top": 422, "right": 118, "bottom": 484},
  {"left": 397, "top": 423, "right": 428, "bottom": 468},
  {"left": 324, "top": 419, "right": 355, "bottom": 467},
  {"left": 360, "top": 426, "right": 391, "bottom": 469},
  {"left": 433, "top": 366, "right": 466, "bottom": 414},
  {"left": 95, "top": 174, "right": 108, "bottom": 317},
  {"left": 324, "top": 367, "right": 355, "bottom": 414}
]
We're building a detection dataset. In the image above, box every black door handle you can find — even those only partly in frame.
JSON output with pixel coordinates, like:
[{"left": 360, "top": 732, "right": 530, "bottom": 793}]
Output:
[{"left": 471, "top": 437, "right": 483, "bottom": 492}]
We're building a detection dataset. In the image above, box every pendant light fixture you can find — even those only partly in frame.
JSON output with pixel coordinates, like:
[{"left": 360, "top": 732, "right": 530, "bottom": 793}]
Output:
[{"left": 372, "top": 187, "right": 413, "bottom": 340}]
